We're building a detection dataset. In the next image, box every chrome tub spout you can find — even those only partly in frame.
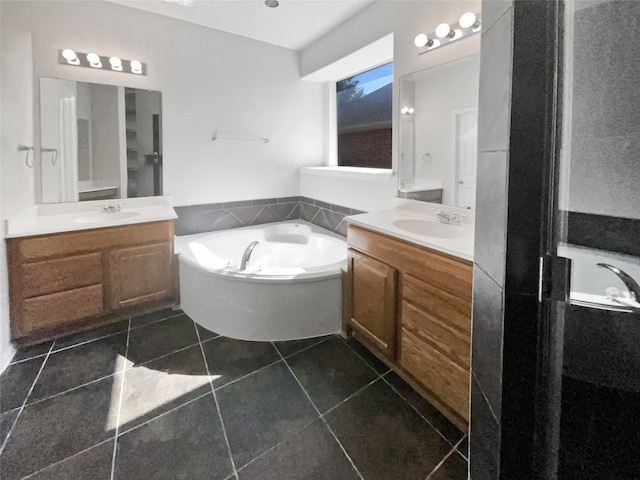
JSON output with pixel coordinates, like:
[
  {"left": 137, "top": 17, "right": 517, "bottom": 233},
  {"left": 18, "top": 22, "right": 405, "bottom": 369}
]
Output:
[{"left": 240, "top": 241, "right": 259, "bottom": 271}]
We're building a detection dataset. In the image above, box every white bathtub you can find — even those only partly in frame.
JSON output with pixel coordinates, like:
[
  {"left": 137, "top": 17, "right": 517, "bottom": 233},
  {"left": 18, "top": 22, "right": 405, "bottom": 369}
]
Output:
[{"left": 175, "top": 220, "right": 347, "bottom": 341}]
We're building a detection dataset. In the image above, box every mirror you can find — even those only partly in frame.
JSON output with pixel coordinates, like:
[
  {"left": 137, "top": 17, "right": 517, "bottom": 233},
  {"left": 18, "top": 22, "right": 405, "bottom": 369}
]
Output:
[
  {"left": 398, "top": 54, "right": 480, "bottom": 208},
  {"left": 39, "top": 78, "right": 162, "bottom": 203}
]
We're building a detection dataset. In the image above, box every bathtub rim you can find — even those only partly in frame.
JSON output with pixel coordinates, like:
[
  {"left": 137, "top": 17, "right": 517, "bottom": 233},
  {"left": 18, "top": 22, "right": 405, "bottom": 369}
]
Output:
[{"left": 175, "top": 219, "right": 347, "bottom": 284}]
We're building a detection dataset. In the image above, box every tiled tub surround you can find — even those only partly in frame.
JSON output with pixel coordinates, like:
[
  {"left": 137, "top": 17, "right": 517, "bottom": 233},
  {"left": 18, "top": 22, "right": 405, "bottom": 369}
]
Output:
[
  {"left": 0, "top": 308, "right": 468, "bottom": 480},
  {"left": 174, "top": 196, "right": 365, "bottom": 237}
]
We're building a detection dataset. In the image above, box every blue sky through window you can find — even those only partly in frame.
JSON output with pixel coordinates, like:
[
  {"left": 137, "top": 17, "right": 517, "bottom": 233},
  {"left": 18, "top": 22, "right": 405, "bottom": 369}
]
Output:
[{"left": 348, "top": 62, "right": 393, "bottom": 95}]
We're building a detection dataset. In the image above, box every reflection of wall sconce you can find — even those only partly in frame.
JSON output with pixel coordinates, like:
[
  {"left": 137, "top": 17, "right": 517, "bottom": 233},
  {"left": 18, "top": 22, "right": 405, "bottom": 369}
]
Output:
[
  {"left": 414, "top": 12, "right": 481, "bottom": 55},
  {"left": 401, "top": 107, "right": 415, "bottom": 115},
  {"left": 58, "top": 49, "right": 146, "bottom": 75}
]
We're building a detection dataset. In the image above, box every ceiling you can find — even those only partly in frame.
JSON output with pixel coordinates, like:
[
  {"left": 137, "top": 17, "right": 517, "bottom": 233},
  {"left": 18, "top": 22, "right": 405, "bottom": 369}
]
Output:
[{"left": 107, "top": 0, "right": 375, "bottom": 51}]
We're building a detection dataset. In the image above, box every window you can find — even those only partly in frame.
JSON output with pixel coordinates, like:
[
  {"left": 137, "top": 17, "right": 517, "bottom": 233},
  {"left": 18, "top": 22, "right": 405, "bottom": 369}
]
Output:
[{"left": 337, "top": 62, "right": 393, "bottom": 169}]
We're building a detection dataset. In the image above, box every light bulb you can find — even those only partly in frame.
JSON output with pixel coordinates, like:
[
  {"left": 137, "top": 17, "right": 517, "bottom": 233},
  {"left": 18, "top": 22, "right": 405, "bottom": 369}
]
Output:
[
  {"left": 459, "top": 12, "right": 479, "bottom": 29},
  {"left": 109, "top": 56, "right": 123, "bottom": 71},
  {"left": 130, "top": 60, "right": 143, "bottom": 74},
  {"left": 452, "top": 29, "right": 463, "bottom": 40},
  {"left": 414, "top": 34, "right": 428, "bottom": 47},
  {"left": 435, "top": 23, "right": 453, "bottom": 39},
  {"left": 62, "top": 49, "right": 78, "bottom": 64},
  {"left": 86, "top": 52, "right": 101, "bottom": 67}
]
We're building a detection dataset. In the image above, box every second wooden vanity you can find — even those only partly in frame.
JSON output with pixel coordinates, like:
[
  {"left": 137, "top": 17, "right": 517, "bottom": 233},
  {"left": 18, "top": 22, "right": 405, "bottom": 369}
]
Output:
[
  {"left": 344, "top": 223, "right": 472, "bottom": 431},
  {"left": 7, "top": 217, "right": 177, "bottom": 344}
]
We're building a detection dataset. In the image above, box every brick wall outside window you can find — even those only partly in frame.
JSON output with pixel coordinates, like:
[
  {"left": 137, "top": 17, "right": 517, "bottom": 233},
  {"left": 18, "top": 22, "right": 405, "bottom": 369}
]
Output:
[{"left": 338, "top": 127, "right": 392, "bottom": 169}]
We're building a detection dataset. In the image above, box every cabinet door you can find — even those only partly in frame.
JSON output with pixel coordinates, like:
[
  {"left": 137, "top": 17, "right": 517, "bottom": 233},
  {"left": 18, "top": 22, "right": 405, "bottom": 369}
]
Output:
[
  {"left": 348, "top": 249, "right": 397, "bottom": 358},
  {"left": 109, "top": 242, "right": 172, "bottom": 310}
]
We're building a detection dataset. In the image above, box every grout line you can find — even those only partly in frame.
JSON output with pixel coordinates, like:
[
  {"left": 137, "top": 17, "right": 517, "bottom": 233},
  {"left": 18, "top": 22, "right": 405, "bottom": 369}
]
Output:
[
  {"left": 21, "top": 438, "right": 113, "bottom": 479},
  {"left": 194, "top": 322, "right": 239, "bottom": 480},
  {"left": 116, "top": 391, "right": 213, "bottom": 438},
  {"left": 234, "top": 416, "right": 320, "bottom": 473},
  {"left": 0, "top": 342, "right": 55, "bottom": 454},
  {"left": 320, "top": 377, "right": 380, "bottom": 418},
  {"left": 425, "top": 436, "right": 468, "bottom": 480},
  {"left": 123, "top": 339, "right": 203, "bottom": 371},
  {"left": 8, "top": 351, "right": 49, "bottom": 366},
  {"left": 275, "top": 347, "right": 365, "bottom": 480},
  {"left": 110, "top": 317, "right": 131, "bottom": 480},
  {"left": 274, "top": 335, "right": 332, "bottom": 360},
  {"left": 379, "top": 372, "right": 458, "bottom": 447},
  {"left": 128, "top": 312, "right": 184, "bottom": 331},
  {"left": 50, "top": 327, "right": 129, "bottom": 355},
  {"left": 214, "top": 358, "right": 283, "bottom": 391}
]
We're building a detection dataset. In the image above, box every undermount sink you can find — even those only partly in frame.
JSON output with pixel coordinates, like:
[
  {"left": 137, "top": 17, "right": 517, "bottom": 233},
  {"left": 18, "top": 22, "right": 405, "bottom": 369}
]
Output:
[
  {"left": 74, "top": 211, "right": 141, "bottom": 224},
  {"left": 392, "top": 218, "right": 465, "bottom": 238}
]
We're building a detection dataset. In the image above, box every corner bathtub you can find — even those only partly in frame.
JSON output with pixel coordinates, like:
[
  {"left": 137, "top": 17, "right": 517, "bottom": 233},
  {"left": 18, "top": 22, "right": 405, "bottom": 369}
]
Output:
[{"left": 175, "top": 220, "right": 347, "bottom": 341}]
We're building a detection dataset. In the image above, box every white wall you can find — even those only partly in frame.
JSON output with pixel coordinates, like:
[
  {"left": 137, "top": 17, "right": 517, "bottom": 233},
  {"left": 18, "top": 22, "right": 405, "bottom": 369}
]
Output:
[
  {"left": 298, "top": 0, "right": 480, "bottom": 212},
  {"left": 2, "top": 0, "right": 324, "bottom": 208},
  {"left": 0, "top": 23, "right": 34, "bottom": 370},
  {"left": 413, "top": 55, "right": 480, "bottom": 205}
]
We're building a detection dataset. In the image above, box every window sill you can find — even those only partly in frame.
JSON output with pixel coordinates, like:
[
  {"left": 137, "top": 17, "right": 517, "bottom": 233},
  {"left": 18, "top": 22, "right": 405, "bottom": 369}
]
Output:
[{"left": 300, "top": 166, "right": 395, "bottom": 182}]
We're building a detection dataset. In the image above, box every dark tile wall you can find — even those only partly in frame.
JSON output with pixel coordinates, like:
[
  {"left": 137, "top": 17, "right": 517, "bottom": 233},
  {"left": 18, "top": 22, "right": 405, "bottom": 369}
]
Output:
[
  {"left": 174, "top": 196, "right": 362, "bottom": 238},
  {"left": 472, "top": 0, "right": 560, "bottom": 478},
  {"left": 471, "top": 1, "right": 514, "bottom": 479}
]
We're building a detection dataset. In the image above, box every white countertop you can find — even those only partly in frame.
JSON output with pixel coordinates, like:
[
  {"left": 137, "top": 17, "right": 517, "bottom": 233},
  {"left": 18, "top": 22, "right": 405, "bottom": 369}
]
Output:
[
  {"left": 346, "top": 200, "right": 475, "bottom": 261},
  {"left": 5, "top": 196, "right": 177, "bottom": 239}
]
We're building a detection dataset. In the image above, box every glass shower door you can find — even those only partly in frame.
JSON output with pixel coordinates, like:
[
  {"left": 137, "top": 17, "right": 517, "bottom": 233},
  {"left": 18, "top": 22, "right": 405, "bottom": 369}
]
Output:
[{"left": 540, "top": 1, "right": 640, "bottom": 477}]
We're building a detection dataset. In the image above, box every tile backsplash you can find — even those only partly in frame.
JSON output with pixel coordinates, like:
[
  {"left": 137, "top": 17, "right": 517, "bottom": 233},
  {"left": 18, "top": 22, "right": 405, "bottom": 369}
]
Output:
[{"left": 174, "top": 197, "right": 365, "bottom": 237}]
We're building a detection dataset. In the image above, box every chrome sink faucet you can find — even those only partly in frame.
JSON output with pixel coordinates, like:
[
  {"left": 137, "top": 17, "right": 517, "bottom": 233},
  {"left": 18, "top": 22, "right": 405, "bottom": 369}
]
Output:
[
  {"left": 103, "top": 203, "right": 122, "bottom": 213},
  {"left": 433, "top": 209, "right": 464, "bottom": 226}
]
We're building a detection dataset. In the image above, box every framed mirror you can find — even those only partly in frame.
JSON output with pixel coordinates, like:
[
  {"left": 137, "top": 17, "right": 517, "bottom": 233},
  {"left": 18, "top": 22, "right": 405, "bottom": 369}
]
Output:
[
  {"left": 398, "top": 54, "right": 480, "bottom": 209},
  {"left": 39, "top": 78, "right": 162, "bottom": 204}
]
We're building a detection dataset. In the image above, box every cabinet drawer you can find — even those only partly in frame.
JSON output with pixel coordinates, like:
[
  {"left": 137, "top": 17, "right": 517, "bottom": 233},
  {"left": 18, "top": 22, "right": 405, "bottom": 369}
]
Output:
[
  {"left": 21, "top": 253, "right": 103, "bottom": 298},
  {"left": 403, "top": 274, "right": 471, "bottom": 335},
  {"left": 401, "top": 300, "right": 470, "bottom": 369},
  {"left": 23, "top": 284, "right": 104, "bottom": 332},
  {"left": 399, "top": 328, "right": 470, "bottom": 421}
]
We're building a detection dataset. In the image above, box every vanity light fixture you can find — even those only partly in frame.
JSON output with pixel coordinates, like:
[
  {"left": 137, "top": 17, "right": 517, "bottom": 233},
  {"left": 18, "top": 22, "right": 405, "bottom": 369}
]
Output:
[
  {"left": 401, "top": 107, "right": 415, "bottom": 115},
  {"left": 414, "top": 13, "right": 481, "bottom": 55},
  {"left": 109, "top": 56, "right": 123, "bottom": 71},
  {"left": 58, "top": 49, "right": 146, "bottom": 75}
]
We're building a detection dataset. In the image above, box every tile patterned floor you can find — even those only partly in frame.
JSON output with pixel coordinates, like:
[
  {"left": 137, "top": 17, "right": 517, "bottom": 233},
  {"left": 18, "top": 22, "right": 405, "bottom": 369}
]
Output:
[{"left": 0, "top": 308, "right": 469, "bottom": 480}]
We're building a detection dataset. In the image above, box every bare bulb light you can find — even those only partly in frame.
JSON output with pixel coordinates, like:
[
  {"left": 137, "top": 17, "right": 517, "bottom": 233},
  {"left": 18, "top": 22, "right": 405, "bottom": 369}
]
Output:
[
  {"left": 459, "top": 12, "right": 480, "bottom": 29},
  {"left": 435, "top": 23, "right": 454, "bottom": 39},
  {"left": 86, "top": 52, "right": 102, "bottom": 68},
  {"left": 109, "top": 56, "right": 123, "bottom": 71},
  {"left": 62, "top": 49, "right": 79, "bottom": 65},
  {"left": 414, "top": 34, "right": 428, "bottom": 47},
  {"left": 130, "top": 60, "right": 143, "bottom": 74}
]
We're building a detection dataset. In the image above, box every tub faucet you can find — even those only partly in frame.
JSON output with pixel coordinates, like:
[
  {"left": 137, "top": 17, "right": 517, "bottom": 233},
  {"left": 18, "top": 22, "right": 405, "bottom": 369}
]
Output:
[
  {"left": 103, "top": 203, "right": 121, "bottom": 213},
  {"left": 240, "top": 241, "right": 259, "bottom": 271},
  {"left": 598, "top": 263, "right": 640, "bottom": 310}
]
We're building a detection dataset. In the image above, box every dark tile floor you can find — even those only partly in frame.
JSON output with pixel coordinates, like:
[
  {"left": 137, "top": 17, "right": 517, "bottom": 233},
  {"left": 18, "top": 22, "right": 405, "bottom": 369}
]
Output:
[{"left": 0, "top": 308, "right": 468, "bottom": 480}]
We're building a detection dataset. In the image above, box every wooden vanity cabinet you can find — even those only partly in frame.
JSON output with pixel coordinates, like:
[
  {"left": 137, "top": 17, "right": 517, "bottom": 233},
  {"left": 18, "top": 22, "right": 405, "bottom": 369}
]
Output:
[
  {"left": 7, "top": 220, "right": 176, "bottom": 343},
  {"left": 348, "top": 250, "right": 397, "bottom": 358},
  {"left": 345, "top": 224, "right": 473, "bottom": 430}
]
